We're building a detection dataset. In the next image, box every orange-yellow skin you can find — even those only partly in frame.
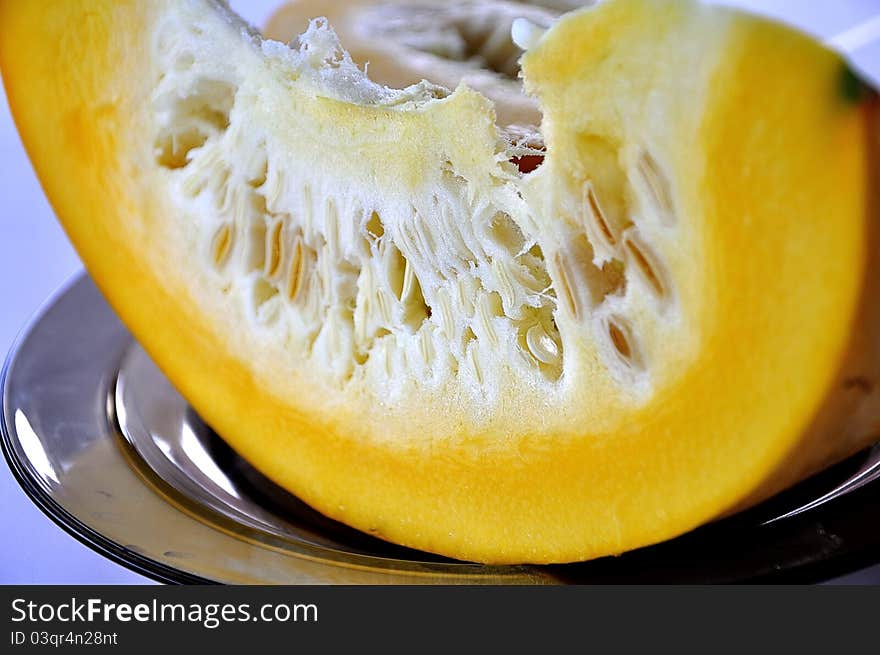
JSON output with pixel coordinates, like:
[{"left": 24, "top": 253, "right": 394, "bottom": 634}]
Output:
[{"left": 1, "top": 0, "right": 878, "bottom": 564}]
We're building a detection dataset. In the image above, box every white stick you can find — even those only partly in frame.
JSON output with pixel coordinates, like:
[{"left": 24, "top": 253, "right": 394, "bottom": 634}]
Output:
[{"left": 827, "top": 13, "right": 880, "bottom": 54}]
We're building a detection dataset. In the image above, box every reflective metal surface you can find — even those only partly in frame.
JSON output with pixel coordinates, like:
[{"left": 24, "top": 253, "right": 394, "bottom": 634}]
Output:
[{"left": 2, "top": 274, "right": 880, "bottom": 583}]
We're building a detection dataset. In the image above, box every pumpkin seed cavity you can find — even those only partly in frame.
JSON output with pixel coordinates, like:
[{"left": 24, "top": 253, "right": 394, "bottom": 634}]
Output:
[{"left": 151, "top": 3, "right": 679, "bottom": 397}]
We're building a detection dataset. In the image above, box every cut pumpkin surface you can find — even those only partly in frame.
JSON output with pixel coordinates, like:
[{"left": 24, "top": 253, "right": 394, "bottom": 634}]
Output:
[
  {"left": 1, "top": 0, "right": 879, "bottom": 564},
  {"left": 262, "top": 0, "right": 576, "bottom": 127}
]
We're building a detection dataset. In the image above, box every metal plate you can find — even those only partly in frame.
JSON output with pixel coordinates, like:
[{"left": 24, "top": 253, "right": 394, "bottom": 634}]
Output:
[{"left": 2, "top": 274, "right": 879, "bottom": 583}]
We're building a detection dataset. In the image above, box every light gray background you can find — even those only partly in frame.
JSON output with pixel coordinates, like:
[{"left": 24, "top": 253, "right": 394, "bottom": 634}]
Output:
[{"left": 1, "top": 1, "right": 879, "bottom": 584}]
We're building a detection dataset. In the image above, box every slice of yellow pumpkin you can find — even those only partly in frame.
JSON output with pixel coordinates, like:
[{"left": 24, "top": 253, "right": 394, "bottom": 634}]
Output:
[{"left": 1, "top": 0, "right": 878, "bottom": 564}]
